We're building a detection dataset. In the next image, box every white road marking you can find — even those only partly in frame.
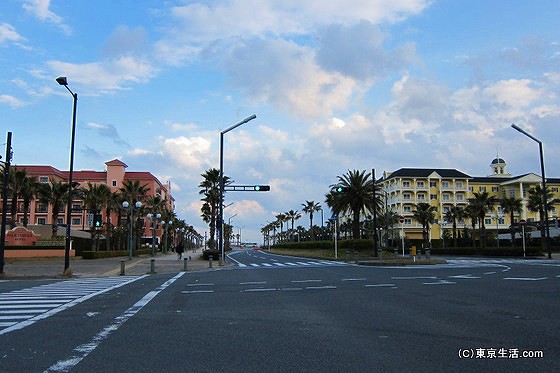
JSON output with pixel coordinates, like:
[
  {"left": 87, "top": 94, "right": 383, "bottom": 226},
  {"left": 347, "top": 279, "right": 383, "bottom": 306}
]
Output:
[
  {"left": 45, "top": 272, "right": 184, "bottom": 373},
  {"left": 365, "top": 284, "right": 396, "bottom": 288},
  {"left": 503, "top": 277, "right": 548, "bottom": 281}
]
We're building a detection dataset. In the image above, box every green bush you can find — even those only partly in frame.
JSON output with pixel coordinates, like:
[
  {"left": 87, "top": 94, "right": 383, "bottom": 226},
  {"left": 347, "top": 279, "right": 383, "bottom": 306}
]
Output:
[
  {"left": 81, "top": 248, "right": 152, "bottom": 259},
  {"left": 272, "top": 239, "right": 377, "bottom": 252},
  {"left": 202, "top": 249, "right": 220, "bottom": 260}
]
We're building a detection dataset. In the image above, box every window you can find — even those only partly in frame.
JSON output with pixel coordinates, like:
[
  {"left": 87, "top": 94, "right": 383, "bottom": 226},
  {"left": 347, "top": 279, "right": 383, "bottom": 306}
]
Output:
[
  {"left": 417, "top": 181, "right": 425, "bottom": 188},
  {"left": 552, "top": 187, "right": 559, "bottom": 193},
  {"left": 71, "top": 218, "right": 81, "bottom": 226},
  {"left": 479, "top": 186, "right": 486, "bottom": 192},
  {"left": 430, "top": 181, "right": 437, "bottom": 187},
  {"left": 37, "top": 218, "right": 46, "bottom": 225},
  {"left": 112, "top": 180, "right": 117, "bottom": 187},
  {"left": 403, "top": 193, "right": 411, "bottom": 200},
  {"left": 456, "top": 181, "right": 463, "bottom": 188},
  {"left": 443, "top": 206, "right": 450, "bottom": 213},
  {"left": 403, "top": 206, "right": 412, "bottom": 212},
  {"left": 468, "top": 186, "right": 473, "bottom": 192},
  {"left": 417, "top": 193, "right": 425, "bottom": 200},
  {"left": 57, "top": 218, "right": 64, "bottom": 224},
  {"left": 492, "top": 186, "right": 499, "bottom": 192},
  {"left": 36, "top": 204, "right": 48, "bottom": 213},
  {"left": 402, "top": 181, "right": 411, "bottom": 188},
  {"left": 484, "top": 218, "right": 492, "bottom": 225},
  {"left": 404, "top": 218, "right": 412, "bottom": 225},
  {"left": 456, "top": 194, "right": 464, "bottom": 201},
  {"left": 509, "top": 188, "right": 516, "bottom": 198},
  {"left": 430, "top": 194, "right": 437, "bottom": 200},
  {"left": 39, "top": 176, "right": 49, "bottom": 183},
  {"left": 442, "top": 194, "right": 450, "bottom": 201},
  {"left": 72, "top": 203, "right": 82, "bottom": 212},
  {"left": 442, "top": 181, "right": 450, "bottom": 188}
]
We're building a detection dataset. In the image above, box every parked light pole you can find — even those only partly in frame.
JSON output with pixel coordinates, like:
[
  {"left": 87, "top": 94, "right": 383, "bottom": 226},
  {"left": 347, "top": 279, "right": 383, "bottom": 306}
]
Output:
[
  {"left": 0, "top": 132, "right": 12, "bottom": 274},
  {"left": 56, "top": 77, "right": 78, "bottom": 274},
  {"left": 219, "top": 114, "right": 256, "bottom": 263},
  {"left": 122, "top": 201, "right": 142, "bottom": 260},
  {"left": 491, "top": 212, "right": 503, "bottom": 248},
  {"left": 146, "top": 213, "right": 161, "bottom": 256},
  {"left": 511, "top": 123, "right": 551, "bottom": 258}
]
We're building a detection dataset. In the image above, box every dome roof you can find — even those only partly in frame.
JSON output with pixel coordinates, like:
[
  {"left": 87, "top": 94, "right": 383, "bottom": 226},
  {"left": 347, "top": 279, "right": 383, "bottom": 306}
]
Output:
[{"left": 491, "top": 157, "right": 506, "bottom": 164}]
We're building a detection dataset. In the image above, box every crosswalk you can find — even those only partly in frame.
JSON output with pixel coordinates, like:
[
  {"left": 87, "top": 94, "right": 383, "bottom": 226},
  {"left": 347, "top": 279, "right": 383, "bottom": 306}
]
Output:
[
  {"left": 0, "top": 276, "right": 142, "bottom": 335},
  {"left": 235, "top": 260, "right": 352, "bottom": 269},
  {"left": 446, "top": 258, "right": 560, "bottom": 267}
]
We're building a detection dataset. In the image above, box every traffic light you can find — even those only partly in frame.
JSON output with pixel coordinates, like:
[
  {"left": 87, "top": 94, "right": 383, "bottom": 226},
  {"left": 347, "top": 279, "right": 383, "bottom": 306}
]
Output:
[
  {"left": 333, "top": 186, "right": 346, "bottom": 193},
  {"left": 93, "top": 214, "right": 103, "bottom": 228},
  {"left": 254, "top": 185, "right": 270, "bottom": 191}
]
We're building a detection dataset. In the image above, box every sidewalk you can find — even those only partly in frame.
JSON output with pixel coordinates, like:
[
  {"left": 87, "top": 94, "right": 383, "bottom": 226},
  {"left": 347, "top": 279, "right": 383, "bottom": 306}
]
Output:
[{"left": 0, "top": 248, "right": 231, "bottom": 280}]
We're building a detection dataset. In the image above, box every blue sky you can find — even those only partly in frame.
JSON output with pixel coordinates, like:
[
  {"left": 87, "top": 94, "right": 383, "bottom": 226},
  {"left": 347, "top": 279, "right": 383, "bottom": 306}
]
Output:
[{"left": 1, "top": 0, "right": 559, "bottom": 242}]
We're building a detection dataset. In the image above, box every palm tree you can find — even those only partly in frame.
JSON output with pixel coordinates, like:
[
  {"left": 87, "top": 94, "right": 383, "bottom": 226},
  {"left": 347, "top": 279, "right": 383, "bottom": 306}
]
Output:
[
  {"left": 275, "top": 213, "right": 287, "bottom": 242},
  {"left": 37, "top": 179, "right": 69, "bottom": 238},
  {"left": 468, "top": 191, "right": 496, "bottom": 248},
  {"left": 302, "top": 200, "right": 321, "bottom": 240},
  {"left": 199, "top": 168, "right": 230, "bottom": 250},
  {"left": 327, "top": 169, "right": 378, "bottom": 239},
  {"left": 285, "top": 209, "right": 301, "bottom": 241},
  {"left": 527, "top": 185, "right": 554, "bottom": 251},
  {"left": 19, "top": 174, "right": 39, "bottom": 227},
  {"left": 8, "top": 168, "right": 27, "bottom": 226},
  {"left": 119, "top": 179, "right": 149, "bottom": 254},
  {"left": 79, "top": 182, "right": 114, "bottom": 251},
  {"left": 412, "top": 202, "right": 436, "bottom": 250},
  {"left": 500, "top": 196, "right": 523, "bottom": 247},
  {"left": 444, "top": 205, "right": 465, "bottom": 248},
  {"left": 463, "top": 204, "right": 478, "bottom": 249}
]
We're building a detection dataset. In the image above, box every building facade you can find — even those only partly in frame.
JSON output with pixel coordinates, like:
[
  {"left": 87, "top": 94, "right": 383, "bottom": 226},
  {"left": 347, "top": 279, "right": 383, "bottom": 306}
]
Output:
[
  {"left": 3, "top": 159, "right": 174, "bottom": 243},
  {"left": 378, "top": 157, "right": 560, "bottom": 243}
]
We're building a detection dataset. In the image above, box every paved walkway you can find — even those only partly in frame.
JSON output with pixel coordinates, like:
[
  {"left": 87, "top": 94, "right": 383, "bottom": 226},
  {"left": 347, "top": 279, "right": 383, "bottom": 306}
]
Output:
[{"left": 0, "top": 248, "right": 230, "bottom": 279}]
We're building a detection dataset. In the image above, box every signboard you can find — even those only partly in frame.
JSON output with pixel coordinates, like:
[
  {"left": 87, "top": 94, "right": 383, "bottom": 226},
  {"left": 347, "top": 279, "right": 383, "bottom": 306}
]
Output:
[
  {"left": 5, "top": 226, "right": 40, "bottom": 246},
  {"left": 399, "top": 215, "right": 405, "bottom": 223}
]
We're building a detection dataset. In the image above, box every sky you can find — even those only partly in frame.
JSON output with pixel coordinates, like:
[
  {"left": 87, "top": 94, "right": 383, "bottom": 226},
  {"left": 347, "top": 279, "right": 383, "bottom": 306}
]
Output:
[{"left": 1, "top": 0, "right": 559, "bottom": 243}]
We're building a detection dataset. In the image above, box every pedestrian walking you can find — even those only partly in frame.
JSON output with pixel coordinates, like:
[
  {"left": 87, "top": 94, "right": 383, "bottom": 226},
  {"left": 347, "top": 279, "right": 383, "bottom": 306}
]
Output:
[{"left": 176, "top": 241, "right": 184, "bottom": 260}]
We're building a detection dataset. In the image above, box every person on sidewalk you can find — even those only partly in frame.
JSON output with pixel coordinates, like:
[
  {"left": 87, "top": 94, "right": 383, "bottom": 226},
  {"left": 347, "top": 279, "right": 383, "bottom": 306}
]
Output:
[{"left": 176, "top": 241, "right": 185, "bottom": 260}]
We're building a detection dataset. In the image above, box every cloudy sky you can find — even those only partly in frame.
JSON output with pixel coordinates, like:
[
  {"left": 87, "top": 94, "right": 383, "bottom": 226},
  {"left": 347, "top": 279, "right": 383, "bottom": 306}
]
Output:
[{"left": 1, "top": 0, "right": 559, "bottom": 242}]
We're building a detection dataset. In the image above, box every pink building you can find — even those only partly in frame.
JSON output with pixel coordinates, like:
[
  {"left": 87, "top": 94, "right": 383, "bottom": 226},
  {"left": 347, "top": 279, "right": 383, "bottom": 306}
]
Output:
[{"left": 6, "top": 159, "right": 174, "bottom": 244}]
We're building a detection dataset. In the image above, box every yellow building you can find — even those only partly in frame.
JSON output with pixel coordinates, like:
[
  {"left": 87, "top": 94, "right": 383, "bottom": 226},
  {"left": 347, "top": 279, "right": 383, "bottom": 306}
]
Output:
[{"left": 379, "top": 157, "right": 560, "bottom": 244}]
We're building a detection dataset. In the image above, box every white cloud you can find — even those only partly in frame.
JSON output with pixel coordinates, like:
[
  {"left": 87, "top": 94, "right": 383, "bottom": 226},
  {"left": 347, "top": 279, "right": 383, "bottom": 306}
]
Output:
[
  {"left": 483, "top": 79, "right": 544, "bottom": 108},
  {"left": 0, "top": 23, "right": 25, "bottom": 44},
  {"left": 22, "top": 0, "right": 71, "bottom": 35},
  {"left": 226, "top": 38, "right": 357, "bottom": 119},
  {"left": 46, "top": 57, "right": 158, "bottom": 93},
  {"left": 161, "top": 136, "right": 213, "bottom": 170},
  {"left": 0, "top": 94, "right": 25, "bottom": 108}
]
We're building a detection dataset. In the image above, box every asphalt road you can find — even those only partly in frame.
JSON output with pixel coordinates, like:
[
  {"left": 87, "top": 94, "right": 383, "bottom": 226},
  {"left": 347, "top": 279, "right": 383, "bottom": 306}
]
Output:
[{"left": 1, "top": 252, "right": 559, "bottom": 372}]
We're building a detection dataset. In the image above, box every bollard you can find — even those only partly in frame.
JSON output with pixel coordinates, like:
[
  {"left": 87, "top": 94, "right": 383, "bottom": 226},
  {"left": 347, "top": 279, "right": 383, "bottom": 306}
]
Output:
[
  {"left": 150, "top": 258, "right": 156, "bottom": 274},
  {"left": 209, "top": 256, "right": 213, "bottom": 268},
  {"left": 120, "top": 260, "right": 125, "bottom": 276},
  {"left": 183, "top": 257, "right": 188, "bottom": 271}
]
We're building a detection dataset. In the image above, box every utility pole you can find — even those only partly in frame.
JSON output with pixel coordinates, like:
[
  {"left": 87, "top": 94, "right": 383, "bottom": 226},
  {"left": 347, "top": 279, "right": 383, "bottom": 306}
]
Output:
[{"left": 1, "top": 132, "right": 13, "bottom": 274}]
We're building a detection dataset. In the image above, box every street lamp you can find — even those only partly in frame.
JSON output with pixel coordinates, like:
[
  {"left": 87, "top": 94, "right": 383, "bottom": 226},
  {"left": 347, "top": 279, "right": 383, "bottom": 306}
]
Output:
[
  {"left": 0, "top": 132, "right": 12, "bottom": 274},
  {"left": 219, "top": 114, "right": 256, "bottom": 263},
  {"left": 161, "top": 220, "right": 173, "bottom": 253},
  {"left": 122, "top": 201, "right": 142, "bottom": 260},
  {"left": 146, "top": 213, "right": 161, "bottom": 256},
  {"left": 511, "top": 123, "right": 551, "bottom": 258},
  {"left": 56, "top": 77, "right": 78, "bottom": 274},
  {"left": 491, "top": 212, "right": 503, "bottom": 248}
]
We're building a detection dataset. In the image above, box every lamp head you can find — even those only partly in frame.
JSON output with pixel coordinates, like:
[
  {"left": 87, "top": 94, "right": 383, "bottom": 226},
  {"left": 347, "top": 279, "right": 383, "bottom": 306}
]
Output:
[{"left": 56, "top": 76, "right": 68, "bottom": 86}]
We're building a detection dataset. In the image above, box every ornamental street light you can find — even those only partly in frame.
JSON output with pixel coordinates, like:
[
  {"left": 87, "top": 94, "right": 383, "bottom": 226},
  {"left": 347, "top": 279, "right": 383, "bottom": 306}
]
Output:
[
  {"left": 161, "top": 220, "right": 173, "bottom": 253},
  {"left": 491, "top": 212, "right": 504, "bottom": 248},
  {"left": 56, "top": 77, "right": 78, "bottom": 274},
  {"left": 0, "top": 132, "right": 12, "bottom": 274},
  {"left": 122, "top": 201, "right": 142, "bottom": 260},
  {"left": 219, "top": 114, "right": 256, "bottom": 263},
  {"left": 146, "top": 213, "right": 161, "bottom": 256},
  {"left": 511, "top": 123, "right": 551, "bottom": 258}
]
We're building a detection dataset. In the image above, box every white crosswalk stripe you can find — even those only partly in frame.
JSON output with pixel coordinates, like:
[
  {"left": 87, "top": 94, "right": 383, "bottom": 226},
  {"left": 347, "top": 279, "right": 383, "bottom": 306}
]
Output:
[
  {"left": 234, "top": 260, "right": 351, "bottom": 269},
  {"left": 0, "top": 276, "right": 142, "bottom": 334}
]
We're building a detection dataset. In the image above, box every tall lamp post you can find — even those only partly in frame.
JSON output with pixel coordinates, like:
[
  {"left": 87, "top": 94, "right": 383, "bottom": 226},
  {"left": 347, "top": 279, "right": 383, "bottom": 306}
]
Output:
[
  {"left": 122, "top": 201, "right": 142, "bottom": 260},
  {"left": 0, "top": 132, "right": 13, "bottom": 274},
  {"left": 219, "top": 114, "right": 256, "bottom": 263},
  {"left": 161, "top": 220, "right": 172, "bottom": 253},
  {"left": 511, "top": 123, "right": 551, "bottom": 258},
  {"left": 56, "top": 77, "right": 78, "bottom": 274},
  {"left": 146, "top": 213, "right": 161, "bottom": 256}
]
